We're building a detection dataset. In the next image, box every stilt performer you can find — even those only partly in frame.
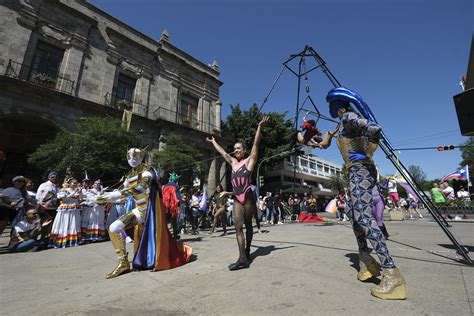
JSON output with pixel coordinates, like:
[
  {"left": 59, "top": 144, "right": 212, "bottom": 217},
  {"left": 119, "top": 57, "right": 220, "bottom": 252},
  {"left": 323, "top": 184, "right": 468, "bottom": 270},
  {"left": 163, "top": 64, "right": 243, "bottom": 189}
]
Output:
[
  {"left": 100, "top": 147, "right": 192, "bottom": 279},
  {"left": 206, "top": 116, "right": 269, "bottom": 270},
  {"left": 325, "top": 87, "right": 407, "bottom": 300}
]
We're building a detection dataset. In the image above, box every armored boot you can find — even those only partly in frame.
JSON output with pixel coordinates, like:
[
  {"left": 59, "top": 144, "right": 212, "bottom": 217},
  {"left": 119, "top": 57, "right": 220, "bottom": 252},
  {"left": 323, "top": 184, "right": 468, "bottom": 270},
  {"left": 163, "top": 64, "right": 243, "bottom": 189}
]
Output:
[
  {"left": 357, "top": 251, "right": 381, "bottom": 281},
  {"left": 106, "top": 231, "right": 131, "bottom": 279},
  {"left": 371, "top": 267, "right": 407, "bottom": 300}
]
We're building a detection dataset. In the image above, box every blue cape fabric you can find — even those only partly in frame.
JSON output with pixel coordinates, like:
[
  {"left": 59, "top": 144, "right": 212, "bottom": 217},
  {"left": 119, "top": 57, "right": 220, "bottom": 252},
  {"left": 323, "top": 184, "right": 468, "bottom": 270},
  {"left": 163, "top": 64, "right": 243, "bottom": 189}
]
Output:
[{"left": 133, "top": 168, "right": 158, "bottom": 270}]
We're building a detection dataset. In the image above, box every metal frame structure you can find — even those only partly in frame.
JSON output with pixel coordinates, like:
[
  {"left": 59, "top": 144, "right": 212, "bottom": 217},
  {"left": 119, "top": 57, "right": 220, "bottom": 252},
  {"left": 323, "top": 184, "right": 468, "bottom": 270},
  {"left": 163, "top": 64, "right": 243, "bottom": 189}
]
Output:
[{"left": 281, "top": 45, "right": 472, "bottom": 264}]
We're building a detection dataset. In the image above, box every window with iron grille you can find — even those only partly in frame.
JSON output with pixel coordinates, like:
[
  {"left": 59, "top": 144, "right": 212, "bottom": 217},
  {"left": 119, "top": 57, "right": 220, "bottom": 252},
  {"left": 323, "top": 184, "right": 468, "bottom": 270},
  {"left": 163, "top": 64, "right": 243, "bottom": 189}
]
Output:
[
  {"left": 29, "top": 41, "right": 64, "bottom": 79},
  {"left": 115, "top": 73, "right": 136, "bottom": 104},
  {"left": 180, "top": 93, "right": 198, "bottom": 126}
]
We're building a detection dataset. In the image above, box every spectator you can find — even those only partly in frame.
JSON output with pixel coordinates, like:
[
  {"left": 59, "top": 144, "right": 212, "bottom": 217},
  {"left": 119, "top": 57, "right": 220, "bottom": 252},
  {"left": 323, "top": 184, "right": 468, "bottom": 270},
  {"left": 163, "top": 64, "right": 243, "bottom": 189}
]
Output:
[
  {"left": 387, "top": 177, "right": 400, "bottom": 209},
  {"left": 0, "top": 190, "right": 19, "bottom": 236},
  {"left": 456, "top": 186, "right": 470, "bottom": 204},
  {"left": 274, "top": 195, "right": 285, "bottom": 224},
  {"left": 441, "top": 181, "right": 455, "bottom": 201},
  {"left": 407, "top": 193, "right": 423, "bottom": 219},
  {"left": 308, "top": 195, "right": 317, "bottom": 214},
  {"left": 431, "top": 183, "right": 445, "bottom": 204},
  {"left": 36, "top": 171, "right": 60, "bottom": 218},
  {"left": 335, "top": 190, "right": 347, "bottom": 221},
  {"left": 8, "top": 208, "right": 49, "bottom": 252},
  {"left": 25, "top": 179, "right": 37, "bottom": 201},
  {"left": 300, "top": 192, "right": 310, "bottom": 213},
  {"left": 189, "top": 189, "right": 200, "bottom": 234},
  {"left": 258, "top": 195, "right": 266, "bottom": 223},
  {"left": 264, "top": 192, "right": 276, "bottom": 225},
  {"left": 3, "top": 176, "right": 34, "bottom": 227},
  {"left": 2, "top": 176, "right": 27, "bottom": 210}
]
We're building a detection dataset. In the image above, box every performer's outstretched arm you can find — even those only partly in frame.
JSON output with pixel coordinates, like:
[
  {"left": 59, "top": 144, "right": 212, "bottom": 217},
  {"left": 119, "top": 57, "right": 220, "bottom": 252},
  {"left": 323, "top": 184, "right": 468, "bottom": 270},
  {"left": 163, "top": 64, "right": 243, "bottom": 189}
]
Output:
[
  {"left": 206, "top": 136, "right": 234, "bottom": 165},
  {"left": 247, "top": 116, "right": 269, "bottom": 171}
]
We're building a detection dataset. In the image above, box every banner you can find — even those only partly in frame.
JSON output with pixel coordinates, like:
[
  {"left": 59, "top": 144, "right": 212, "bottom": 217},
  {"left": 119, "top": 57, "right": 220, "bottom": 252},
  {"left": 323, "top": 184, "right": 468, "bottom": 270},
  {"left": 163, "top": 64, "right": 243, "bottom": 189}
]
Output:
[{"left": 121, "top": 110, "right": 133, "bottom": 131}]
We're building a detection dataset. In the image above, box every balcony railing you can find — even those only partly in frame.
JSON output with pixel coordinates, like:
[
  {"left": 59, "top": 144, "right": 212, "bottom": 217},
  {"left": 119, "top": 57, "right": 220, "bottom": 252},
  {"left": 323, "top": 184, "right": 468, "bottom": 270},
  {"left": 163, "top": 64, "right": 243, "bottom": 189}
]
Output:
[
  {"left": 153, "top": 106, "right": 220, "bottom": 134},
  {"left": 104, "top": 91, "right": 220, "bottom": 134},
  {"left": 104, "top": 90, "right": 147, "bottom": 117},
  {"left": 5, "top": 59, "right": 75, "bottom": 94}
]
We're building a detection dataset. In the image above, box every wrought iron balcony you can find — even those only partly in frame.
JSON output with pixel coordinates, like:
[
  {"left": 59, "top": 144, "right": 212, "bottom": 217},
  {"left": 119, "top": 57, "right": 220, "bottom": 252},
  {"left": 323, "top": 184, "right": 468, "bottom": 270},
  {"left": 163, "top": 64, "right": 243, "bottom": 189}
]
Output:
[
  {"left": 104, "top": 90, "right": 147, "bottom": 117},
  {"left": 153, "top": 106, "right": 220, "bottom": 134},
  {"left": 5, "top": 59, "right": 75, "bottom": 95}
]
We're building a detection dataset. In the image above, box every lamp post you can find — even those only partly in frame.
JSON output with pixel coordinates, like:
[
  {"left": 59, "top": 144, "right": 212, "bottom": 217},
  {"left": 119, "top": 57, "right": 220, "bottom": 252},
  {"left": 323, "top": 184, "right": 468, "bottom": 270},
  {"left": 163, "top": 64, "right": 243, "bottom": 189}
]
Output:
[{"left": 256, "top": 149, "right": 295, "bottom": 189}]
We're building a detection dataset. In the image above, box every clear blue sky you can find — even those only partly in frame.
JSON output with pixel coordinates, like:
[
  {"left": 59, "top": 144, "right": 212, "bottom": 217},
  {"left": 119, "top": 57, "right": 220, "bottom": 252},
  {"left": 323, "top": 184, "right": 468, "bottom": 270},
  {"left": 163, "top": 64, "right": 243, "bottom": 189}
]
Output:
[{"left": 91, "top": 0, "right": 472, "bottom": 180}]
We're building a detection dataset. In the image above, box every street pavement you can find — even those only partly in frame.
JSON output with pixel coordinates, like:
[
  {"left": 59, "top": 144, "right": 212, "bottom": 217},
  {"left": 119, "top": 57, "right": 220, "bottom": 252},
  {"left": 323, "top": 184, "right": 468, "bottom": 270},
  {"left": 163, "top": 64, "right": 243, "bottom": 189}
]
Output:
[{"left": 0, "top": 214, "right": 473, "bottom": 316}]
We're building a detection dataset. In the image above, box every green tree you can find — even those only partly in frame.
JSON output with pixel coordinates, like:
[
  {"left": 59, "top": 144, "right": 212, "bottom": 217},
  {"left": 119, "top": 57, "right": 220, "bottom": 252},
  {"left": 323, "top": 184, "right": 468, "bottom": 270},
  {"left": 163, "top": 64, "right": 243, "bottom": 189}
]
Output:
[
  {"left": 28, "top": 117, "right": 140, "bottom": 180},
  {"left": 152, "top": 132, "right": 202, "bottom": 171},
  {"left": 221, "top": 103, "right": 294, "bottom": 159},
  {"left": 407, "top": 165, "right": 427, "bottom": 184},
  {"left": 329, "top": 164, "right": 348, "bottom": 192},
  {"left": 460, "top": 136, "right": 474, "bottom": 175}
]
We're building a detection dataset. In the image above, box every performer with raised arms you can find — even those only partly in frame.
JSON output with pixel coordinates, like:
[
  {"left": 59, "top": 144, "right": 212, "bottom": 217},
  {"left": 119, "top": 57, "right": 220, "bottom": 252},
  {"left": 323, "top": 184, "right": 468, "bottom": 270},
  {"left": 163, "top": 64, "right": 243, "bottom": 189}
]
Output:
[{"left": 206, "top": 116, "right": 269, "bottom": 270}]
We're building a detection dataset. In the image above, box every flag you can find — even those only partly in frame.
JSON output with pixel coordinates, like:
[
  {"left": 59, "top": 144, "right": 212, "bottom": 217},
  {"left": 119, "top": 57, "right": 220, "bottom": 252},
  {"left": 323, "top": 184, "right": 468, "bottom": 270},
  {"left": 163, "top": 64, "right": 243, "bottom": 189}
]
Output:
[{"left": 441, "top": 166, "right": 468, "bottom": 182}]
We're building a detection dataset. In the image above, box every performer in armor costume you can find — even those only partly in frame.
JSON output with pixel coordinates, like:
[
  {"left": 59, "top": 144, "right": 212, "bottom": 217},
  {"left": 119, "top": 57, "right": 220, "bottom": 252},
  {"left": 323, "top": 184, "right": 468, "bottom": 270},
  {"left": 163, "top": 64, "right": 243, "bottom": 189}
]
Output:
[
  {"left": 207, "top": 116, "right": 269, "bottom": 270},
  {"left": 326, "top": 87, "right": 406, "bottom": 300},
  {"left": 101, "top": 147, "right": 192, "bottom": 279}
]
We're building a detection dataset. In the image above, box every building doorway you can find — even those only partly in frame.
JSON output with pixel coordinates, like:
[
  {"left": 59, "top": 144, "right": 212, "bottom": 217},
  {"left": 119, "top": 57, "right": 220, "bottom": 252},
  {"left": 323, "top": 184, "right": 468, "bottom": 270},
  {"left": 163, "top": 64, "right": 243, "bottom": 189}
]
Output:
[{"left": 0, "top": 115, "right": 60, "bottom": 187}]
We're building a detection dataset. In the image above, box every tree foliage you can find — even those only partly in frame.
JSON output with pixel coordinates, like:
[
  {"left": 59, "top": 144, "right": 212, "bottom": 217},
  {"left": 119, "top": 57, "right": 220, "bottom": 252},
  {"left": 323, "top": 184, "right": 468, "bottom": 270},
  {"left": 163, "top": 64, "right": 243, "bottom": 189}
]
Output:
[
  {"left": 28, "top": 117, "right": 140, "bottom": 180},
  {"left": 407, "top": 165, "right": 427, "bottom": 184},
  {"left": 460, "top": 136, "right": 474, "bottom": 176},
  {"left": 329, "top": 164, "right": 348, "bottom": 192},
  {"left": 152, "top": 132, "right": 202, "bottom": 172},
  {"left": 221, "top": 103, "right": 294, "bottom": 160}
]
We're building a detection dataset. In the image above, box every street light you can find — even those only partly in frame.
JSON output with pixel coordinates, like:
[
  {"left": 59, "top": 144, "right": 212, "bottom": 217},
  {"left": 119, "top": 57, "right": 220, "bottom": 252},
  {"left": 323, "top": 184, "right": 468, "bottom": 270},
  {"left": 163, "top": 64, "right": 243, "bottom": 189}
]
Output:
[{"left": 256, "top": 149, "right": 295, "bottom": 189}]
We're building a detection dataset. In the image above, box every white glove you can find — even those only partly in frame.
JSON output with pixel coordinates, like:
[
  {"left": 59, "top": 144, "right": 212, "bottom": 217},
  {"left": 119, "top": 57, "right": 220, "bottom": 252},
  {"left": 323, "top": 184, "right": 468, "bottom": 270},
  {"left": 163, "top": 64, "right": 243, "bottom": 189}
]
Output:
[{"left": 101, "top": 190, "right": 122, "bottom": 202}]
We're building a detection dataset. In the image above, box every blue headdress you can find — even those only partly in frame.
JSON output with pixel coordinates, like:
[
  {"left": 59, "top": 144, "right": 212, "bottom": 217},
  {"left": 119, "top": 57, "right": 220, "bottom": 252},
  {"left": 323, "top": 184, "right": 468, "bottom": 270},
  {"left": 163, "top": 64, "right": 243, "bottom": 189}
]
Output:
[{"left": 326, "top": 87, "right": 378, "bottom": 123}]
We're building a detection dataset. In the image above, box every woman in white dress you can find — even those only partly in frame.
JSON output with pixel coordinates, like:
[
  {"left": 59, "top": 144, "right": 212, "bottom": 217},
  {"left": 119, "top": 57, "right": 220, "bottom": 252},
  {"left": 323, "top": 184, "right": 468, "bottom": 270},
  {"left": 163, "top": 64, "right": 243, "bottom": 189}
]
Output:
[
  {"left": 50, "top": 178, "right": 83, "bottom": 248},
  {"left": 80, "top": 179, "right": 107, "bottom": 242}
]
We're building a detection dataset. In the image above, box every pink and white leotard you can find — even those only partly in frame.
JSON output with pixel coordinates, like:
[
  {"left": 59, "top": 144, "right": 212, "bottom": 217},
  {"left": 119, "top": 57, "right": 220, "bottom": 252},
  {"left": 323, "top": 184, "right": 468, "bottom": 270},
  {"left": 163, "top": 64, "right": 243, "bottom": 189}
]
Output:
[{"left": 231, "top": 157, "right": 252, "bottom": 204}]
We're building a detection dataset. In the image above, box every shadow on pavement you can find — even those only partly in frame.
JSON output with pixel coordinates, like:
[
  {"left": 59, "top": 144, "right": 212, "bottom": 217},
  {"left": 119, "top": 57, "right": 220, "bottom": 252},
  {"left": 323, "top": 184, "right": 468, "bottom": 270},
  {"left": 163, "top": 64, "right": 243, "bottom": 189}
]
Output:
[
  {"left": 180, "top": 237, "right": 203, "bottom": 243},
  {"left": 438, "top": 243, "right": 474, "bottom": 252},
  {"left": 249, "top": 244, "right": 294, "bottom": 263}
]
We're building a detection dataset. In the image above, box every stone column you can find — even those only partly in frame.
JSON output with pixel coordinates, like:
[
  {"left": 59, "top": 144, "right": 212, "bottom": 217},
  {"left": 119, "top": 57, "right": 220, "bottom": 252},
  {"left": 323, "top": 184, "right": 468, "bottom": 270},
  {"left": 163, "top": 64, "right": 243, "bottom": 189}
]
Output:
[
  {"left": 207, "top": 157, "right": 217, "bottom": 197},
  {"left": 219, "top": 160, "right": 227, "bottom": 190},
  {"left": 134, "top": 75, "right": 151, "bottom": 117},
  {"left": 59, "top": 35, "right": 87, "bottom": 95},
  {"left": 215, "top": 99, "right": 222, "bottom": 131}
]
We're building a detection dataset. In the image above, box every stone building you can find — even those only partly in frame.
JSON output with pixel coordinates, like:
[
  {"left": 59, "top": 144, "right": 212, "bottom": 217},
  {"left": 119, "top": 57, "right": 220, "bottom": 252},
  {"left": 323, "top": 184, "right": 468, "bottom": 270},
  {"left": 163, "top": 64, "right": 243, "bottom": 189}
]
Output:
[{"left": 0, "top": 0, "right": 227, "bottom": 189}]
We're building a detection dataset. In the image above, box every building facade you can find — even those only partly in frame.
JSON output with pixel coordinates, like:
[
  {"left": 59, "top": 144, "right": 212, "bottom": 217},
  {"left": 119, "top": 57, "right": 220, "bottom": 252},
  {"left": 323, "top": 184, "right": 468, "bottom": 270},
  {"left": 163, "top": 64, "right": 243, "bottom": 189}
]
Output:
[
  {"left": 262, "top": 153, "right": 342, "bottom": 206},
  {"left": 0, "top": 0, "right": 226, "bottom": 188}
]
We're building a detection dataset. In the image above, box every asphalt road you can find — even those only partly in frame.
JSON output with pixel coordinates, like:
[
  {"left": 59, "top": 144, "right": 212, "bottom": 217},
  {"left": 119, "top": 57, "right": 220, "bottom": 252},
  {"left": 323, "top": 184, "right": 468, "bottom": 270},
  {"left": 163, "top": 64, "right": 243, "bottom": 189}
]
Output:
[{"left": 1, "top": 214, "right": 473, "bottom": 316}]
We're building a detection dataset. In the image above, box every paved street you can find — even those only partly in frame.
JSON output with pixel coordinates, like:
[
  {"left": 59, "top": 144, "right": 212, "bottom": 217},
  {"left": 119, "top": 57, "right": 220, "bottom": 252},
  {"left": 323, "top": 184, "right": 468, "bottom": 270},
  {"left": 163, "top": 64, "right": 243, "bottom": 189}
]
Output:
[{"left": 1, "top": 215, "right": 473, "bottom": 316}]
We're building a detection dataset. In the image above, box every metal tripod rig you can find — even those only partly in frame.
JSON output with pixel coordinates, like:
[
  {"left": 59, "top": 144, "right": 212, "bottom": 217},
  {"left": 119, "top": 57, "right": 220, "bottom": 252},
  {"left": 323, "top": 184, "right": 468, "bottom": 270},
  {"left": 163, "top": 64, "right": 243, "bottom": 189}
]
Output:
[{"left": 282, "top": 45, "right": 472, "bottom": 264}]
